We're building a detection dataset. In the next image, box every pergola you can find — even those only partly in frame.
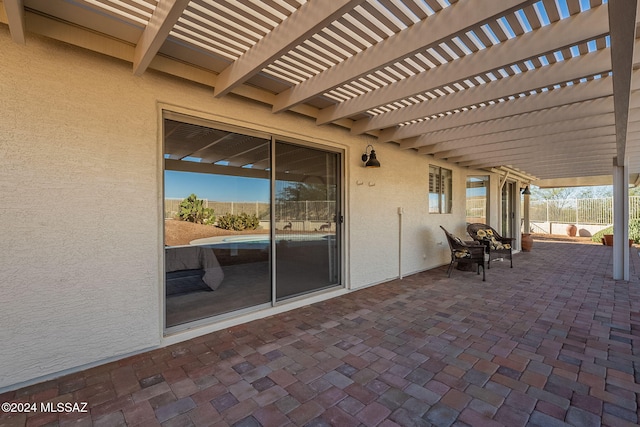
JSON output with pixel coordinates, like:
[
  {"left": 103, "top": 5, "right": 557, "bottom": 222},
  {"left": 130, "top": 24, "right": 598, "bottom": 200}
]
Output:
[{"left": 2, "top": 0, "right": 638, "bottom": 278}]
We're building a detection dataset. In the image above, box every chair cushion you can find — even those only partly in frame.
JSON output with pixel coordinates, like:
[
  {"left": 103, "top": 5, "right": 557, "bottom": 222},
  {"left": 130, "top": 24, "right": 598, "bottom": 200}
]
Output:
[
  {"left": 476, "top": 229, "right": 511, "bottom": 250},
  {"left": 454, "top": 249, "right": 471, "bottom": 258}
]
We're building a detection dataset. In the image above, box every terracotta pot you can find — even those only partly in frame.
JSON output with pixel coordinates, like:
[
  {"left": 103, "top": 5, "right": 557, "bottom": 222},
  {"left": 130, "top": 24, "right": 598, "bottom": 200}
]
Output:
[
  {"left": 566, "top": 224, "right": 577, "bottom": 237},
  {"left": 521, "top": 233, "right": 533, "bottom": 252},
  {"left": 601, "top": 234, "right": 633, "bottom": 247}
]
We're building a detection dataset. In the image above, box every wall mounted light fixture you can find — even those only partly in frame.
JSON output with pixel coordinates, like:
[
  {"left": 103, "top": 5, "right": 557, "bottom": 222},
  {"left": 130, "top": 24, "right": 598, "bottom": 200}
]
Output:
[
  {"left": 361, "top": 144, "right": 380, "bottom": 168},
  {"left": 521, "top": 186, "right": 531, "bottom": 195}
]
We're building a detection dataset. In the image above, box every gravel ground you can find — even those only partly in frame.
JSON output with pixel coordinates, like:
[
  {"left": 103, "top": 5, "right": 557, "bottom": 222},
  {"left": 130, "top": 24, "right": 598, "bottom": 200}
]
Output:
[{"left": 164, "top": 219, "right": 268, "bottom": 246}]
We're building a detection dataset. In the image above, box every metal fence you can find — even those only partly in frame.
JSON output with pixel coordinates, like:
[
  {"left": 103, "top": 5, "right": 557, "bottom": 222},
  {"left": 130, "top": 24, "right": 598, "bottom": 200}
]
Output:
[
  {"left": 165, "top": 199, "right": 336, "bottom": 221},
  {"left": 530, "top": 196, "right": 640, "bottom": 225},
  {"left": 466, "top": 197, "right": 486, "bottom": 220},
  {"left": 165, "top": 199, "right": 270, "bottom": 219}
]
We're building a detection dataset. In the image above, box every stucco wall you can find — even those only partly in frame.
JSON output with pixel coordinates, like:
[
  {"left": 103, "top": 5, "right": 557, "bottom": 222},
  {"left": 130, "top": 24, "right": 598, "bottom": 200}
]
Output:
[
  {"left": 0, "top": 30, "right": 163, "bottom": 389},
  {"left": 348, "top": 145, "right": 472, "bottom": 288},
  {"left": 0, "top": 28, "right": 488, "bottom": 390}
]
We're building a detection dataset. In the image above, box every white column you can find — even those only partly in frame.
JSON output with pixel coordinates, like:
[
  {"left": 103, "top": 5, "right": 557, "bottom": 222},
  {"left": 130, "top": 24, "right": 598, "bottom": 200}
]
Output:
[
  {"left": 523, "top": 192, "right": 530, "bottom": 232},
  {"left": 613, "top": 158, "right": 629, "bottom": 280}
]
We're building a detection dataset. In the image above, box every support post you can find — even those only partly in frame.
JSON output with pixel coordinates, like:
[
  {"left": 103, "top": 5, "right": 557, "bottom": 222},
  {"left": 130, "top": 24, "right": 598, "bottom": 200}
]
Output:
[
  {"left": 523, "top": 192, "right": 530, "bottom": 235},
  {"left": 613, "top": 157, "right": 629, "bottom": 281}
]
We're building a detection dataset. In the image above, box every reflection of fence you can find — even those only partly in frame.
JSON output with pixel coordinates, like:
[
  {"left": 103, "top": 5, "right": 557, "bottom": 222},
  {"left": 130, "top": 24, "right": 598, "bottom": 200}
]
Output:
[
  {"left": 164, "top": 199, "right": 270, "bottom": 219},
  {"left": 466, "top": 198, "right": 486, "bottom": 220},
  {"left": 165, "top": 199, "right": 336, "bottom": 221},
  {"left": 275, "top": 201, "right": 335, "bottom": 221},
  {"left": 530, "top": 197, "right": 640, "bottom": 225}
]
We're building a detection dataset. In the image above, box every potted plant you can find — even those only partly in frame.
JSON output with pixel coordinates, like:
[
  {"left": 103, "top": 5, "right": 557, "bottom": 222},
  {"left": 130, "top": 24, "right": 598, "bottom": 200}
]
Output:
[
  {"left": 521, "top": 233, "right": 533, "bottom": 251},
  {"left": 593, "top": 225, "right": 634, "bottom": 246}
]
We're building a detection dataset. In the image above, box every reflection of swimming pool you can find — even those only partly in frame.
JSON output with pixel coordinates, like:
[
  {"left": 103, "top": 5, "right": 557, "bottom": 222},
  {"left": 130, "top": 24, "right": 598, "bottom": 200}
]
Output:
[
  {"left": 190, "top": 234, "right": 334, "bottom": 247},
  {"left": 222, "top": 235, "right": 331, "bottom": 244}
]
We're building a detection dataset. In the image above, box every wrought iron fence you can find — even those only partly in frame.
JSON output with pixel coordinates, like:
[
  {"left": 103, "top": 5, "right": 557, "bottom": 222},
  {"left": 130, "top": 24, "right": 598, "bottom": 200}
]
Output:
[
  {"left": 164, "top": 199, "right": 270, "bottom": 220},
  {"left": 165, "top": 199, "right": 336, "bottom": 221},
  {"left": 530, "top": 196, "right": 640, "bottom": 225}
]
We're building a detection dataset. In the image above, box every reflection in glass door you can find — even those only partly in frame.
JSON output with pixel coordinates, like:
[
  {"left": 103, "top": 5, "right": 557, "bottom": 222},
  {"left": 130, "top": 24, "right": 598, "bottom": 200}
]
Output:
[
  {"left": 274, "top": 141, "right": 341, "bottom": 301},
  {"left": 502, "top": 182, "right": 516, "bottom": 238},
  {"left": 163, "top": 115, "right": 343, "bottom": 329},
  {"left": 163, "top": 118, "right": 272, "bottom": 328}
]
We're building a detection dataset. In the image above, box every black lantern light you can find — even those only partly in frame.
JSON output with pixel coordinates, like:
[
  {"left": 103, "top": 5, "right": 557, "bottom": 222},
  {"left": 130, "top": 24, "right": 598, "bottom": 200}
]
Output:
[{"left": 361, "top": 144, "right": 380, "bottom": 168}]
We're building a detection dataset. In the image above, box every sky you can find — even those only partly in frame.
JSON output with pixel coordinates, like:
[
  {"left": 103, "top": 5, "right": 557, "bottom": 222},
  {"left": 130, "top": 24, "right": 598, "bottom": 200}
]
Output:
[{"left": 165, "top": 171, "right": 270, "bottom": 202}]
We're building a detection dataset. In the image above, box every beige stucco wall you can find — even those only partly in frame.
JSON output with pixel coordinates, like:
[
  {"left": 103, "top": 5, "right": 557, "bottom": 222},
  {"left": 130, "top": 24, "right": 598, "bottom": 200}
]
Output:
[
  {"left": 0, "top": 29, "right": 163, "bottom": 390},
  {"left": 0, "top": 28, "right": 493, "bottom": 390}
]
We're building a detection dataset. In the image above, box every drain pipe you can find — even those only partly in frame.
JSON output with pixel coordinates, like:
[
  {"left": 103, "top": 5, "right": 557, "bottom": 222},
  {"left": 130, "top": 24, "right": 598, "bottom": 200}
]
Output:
[{"left": 398, "top": 207, "right": 403, "bottom": 279}]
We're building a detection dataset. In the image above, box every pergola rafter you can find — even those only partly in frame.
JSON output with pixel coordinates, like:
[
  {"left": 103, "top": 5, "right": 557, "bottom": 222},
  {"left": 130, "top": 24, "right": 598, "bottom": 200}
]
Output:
[
  {"left": 3, "top": 0, "right": 24, "bottom": 44},
  {"left": 272, "top": 0, "right": 535, "bottom": 113},
  {"left": 316, "top": 5, "right": 610, "bottom": 125},
  {"left": 351, "top": 47, "right": 614, "bottom": 135},
  {"left": 1, "top": 0, "right": 638, "bottom": 184}
]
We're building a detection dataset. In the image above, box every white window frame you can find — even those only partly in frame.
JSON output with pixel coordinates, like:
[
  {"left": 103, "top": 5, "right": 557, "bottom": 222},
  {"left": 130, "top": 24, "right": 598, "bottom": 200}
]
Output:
[{"left": 429, "top": 165, "right": 452, "bottom": 214}]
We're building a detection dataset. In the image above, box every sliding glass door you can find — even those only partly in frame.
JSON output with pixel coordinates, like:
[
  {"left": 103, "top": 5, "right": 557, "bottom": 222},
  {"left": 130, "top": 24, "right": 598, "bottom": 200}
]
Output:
[
  {"left": 274, "top": 141, "right": 341, "bottom": 301},
  {"left": 163, "top": 118, "right": 272, "bottom": 327},
  {"left": 163, "top": 115, "right": 342, "bottom": 329}
]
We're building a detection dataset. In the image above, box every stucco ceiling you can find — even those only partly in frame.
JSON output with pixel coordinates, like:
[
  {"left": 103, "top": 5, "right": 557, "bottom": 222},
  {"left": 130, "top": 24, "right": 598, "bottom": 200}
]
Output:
[{"left": 2, "top": 0, "right": 640, "bottom": 185}]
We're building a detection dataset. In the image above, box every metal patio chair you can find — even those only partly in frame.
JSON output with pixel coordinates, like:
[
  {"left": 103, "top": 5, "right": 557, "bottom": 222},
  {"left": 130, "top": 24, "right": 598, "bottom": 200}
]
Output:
[{"left": 440, "top": 226, "right": 485, "bottom": 281}]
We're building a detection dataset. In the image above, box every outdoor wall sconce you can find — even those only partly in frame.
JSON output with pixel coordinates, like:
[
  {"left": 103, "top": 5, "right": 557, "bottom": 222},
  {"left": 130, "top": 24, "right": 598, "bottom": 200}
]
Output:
[
  {"left": 521, "top": 186, "right": 531, "bottom": 195},
  {"left": 362, "top": 144, "right": 381, "bottom": 168}
]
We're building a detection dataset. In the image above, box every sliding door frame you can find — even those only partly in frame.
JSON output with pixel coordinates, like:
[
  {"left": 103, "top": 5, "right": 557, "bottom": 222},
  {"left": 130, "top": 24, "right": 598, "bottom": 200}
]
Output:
[{"left": 162, "top": 111, "right": 345, "bottom": 333}]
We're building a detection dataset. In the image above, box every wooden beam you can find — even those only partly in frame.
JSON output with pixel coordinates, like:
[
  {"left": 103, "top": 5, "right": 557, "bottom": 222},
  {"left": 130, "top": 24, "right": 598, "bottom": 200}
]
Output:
[
  {"left": 608, "top": 0, "right": 638, "bottom": 163},
  {"left": 456, "top": 142, "right": 615, "bottom": 166},
  {"left": 316, "top": 4, "right": 609, "bottom": 125},
  {"left": 133, "top": 0, "right": 190, "bottom": 76},
  {"left": 3, "top": 0, "right": 25, "bottom": 44},
  {"left": 425, "top": 115, "right": 615, "bottom": 155},
  {"left": 352, "top": 48, "right": 614, "bottom": 134},
  {"left": 424, "top": 126, "right": 615, "bottom": 158},
  {"left": 455, "top": 136, "right": 615, "bottom": 166},
  {"left": 214, "top": 0, "right": 364, "bottom": 97},
  {"left": 400, "top": 98, "right": 614, "bottom": 149},
  {"left": 273, "top": 0, "right": 535, "bottom": 112},
  {"left": 378, "top": 76, "right": 615, "bottom": 142}
]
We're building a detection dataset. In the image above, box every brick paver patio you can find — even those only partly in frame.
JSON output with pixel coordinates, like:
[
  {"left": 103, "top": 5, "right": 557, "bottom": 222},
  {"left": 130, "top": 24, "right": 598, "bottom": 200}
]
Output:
[{"left": 2, "top": 238, "right": 640, "bottom": 426}]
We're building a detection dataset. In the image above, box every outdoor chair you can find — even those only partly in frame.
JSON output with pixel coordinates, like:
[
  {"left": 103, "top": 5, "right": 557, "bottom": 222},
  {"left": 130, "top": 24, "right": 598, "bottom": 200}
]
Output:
[
  {"left": 440, "top": 226, "right": 485, "bottom": 281},
  {"left": 466, "top": 223, "right": 513, "bottom": 269}
]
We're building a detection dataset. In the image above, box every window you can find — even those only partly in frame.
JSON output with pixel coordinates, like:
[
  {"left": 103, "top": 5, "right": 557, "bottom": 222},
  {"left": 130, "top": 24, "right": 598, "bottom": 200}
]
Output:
[
  {"left": 429, "top": 165, "right": 452, "bottom": 213},
  {"left": 466, "top": 175, "right": 489, "bottom": 223}
]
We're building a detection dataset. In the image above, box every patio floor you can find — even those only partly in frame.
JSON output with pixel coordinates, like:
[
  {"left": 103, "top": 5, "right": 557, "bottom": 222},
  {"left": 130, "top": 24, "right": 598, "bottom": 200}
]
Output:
[{"left": 2, "top": 237, "right": 640, "bottom": 427}]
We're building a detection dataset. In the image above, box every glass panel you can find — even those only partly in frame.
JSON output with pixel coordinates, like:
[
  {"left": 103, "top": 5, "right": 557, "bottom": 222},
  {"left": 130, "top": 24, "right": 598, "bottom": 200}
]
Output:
[
  {"left": 441, "top": 168, "right": 453, "bottom": 213},
  {"left": 274, "top": 141, "right": 340, "bottom": 301},
  {"left": 466, "top": 176, "right": 488, "bottom": 223},
  {"left": 502, "top": 182, "right": 515, "bottom": 237},
  {"left": 429, "top": 166, "right": 452, "bottom": 213},
  {"left": 428, "top": 165, "right": 440, "bottom": 213},
  {"left": 164, "top": 119, "right": 271, "bottom": 328}
]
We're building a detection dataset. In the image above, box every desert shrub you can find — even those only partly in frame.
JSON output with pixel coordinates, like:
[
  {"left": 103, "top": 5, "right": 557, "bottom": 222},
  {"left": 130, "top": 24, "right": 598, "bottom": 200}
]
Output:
[
  {"left": 591, "top": 219, "right": 640, "bottom": 243},
  {"left": 217, "top": 213, "right": 260, "bottom": 231},
  {"left": 630, "top": 219, "right": 640, "bottom": 243},
  {"left": 178, "top": 194, "right": 215, "bottom": 225},
  {"left": 591, "top": 226, "right": 613, "bottom": 243}
]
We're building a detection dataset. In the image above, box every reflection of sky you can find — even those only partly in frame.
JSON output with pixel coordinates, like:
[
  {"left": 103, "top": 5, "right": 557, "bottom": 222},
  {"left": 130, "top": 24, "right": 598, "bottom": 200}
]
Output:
[
  {"left": 165, "top": 171, "right": 269, "bottom": 202},
  {"left": 466, "top": 187, "right": 486, "bottom": 197}
]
